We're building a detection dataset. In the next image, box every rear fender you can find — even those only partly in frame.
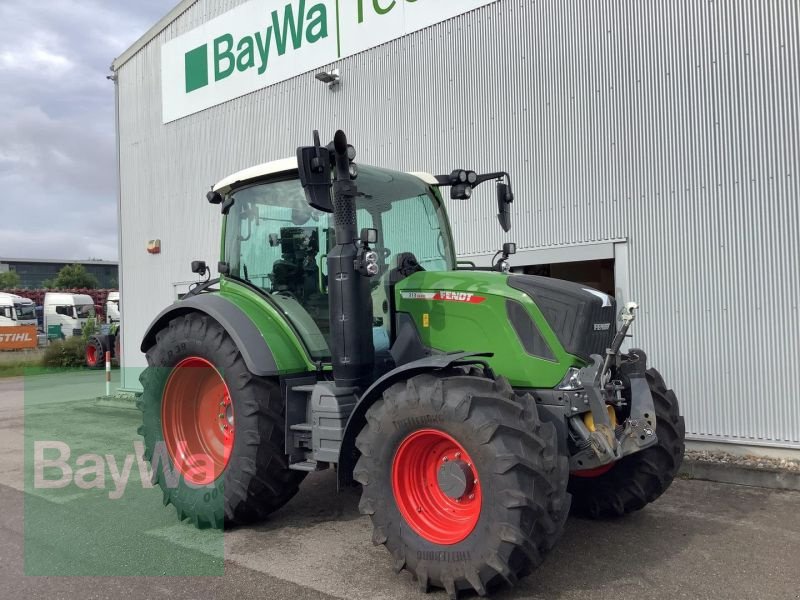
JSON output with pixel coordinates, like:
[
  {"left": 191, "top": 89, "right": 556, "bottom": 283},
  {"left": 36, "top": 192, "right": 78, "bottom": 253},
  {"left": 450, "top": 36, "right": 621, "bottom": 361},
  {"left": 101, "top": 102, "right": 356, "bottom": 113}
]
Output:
[{"left": 141, "top": 293, "right": 305, "bottom": 376}]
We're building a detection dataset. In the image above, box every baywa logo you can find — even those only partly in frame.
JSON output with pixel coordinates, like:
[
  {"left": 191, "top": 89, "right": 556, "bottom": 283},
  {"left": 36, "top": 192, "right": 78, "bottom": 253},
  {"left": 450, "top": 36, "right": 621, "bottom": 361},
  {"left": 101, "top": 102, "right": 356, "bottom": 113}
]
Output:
[{"left": 184, "top": 0, "right": 329, "bottom": 93}]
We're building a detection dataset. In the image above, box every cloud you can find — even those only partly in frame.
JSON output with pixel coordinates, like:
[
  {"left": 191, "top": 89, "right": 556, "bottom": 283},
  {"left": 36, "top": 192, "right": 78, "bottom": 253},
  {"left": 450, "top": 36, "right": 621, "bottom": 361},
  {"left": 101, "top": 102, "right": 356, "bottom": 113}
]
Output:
[{"left": 0, "top": 0, "right": 172, "bottom": 261}]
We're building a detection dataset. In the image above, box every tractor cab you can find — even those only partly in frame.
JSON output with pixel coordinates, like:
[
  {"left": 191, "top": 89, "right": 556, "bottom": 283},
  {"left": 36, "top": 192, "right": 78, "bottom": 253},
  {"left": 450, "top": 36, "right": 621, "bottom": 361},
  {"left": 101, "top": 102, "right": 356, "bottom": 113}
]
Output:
[{"left": 218, "top": 163, "right": 456, "bottom": 361}]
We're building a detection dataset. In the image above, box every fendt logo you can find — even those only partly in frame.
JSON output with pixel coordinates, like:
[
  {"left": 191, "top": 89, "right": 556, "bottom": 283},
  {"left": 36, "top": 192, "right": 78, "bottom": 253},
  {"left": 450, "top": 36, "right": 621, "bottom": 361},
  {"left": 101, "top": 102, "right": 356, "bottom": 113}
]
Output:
[
  {"left": 183, "top": 0, "right": 329, "bottom": 93},
  {"left": 400, "top": 291, "right": 487, "bottom": 305}
]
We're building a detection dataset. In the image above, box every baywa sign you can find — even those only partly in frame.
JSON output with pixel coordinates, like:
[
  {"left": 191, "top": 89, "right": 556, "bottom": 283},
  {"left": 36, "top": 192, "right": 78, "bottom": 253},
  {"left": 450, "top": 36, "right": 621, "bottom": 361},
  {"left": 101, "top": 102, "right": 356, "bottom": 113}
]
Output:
[{"left": 161, "top": 0, "right": 500, "bottom": 122}]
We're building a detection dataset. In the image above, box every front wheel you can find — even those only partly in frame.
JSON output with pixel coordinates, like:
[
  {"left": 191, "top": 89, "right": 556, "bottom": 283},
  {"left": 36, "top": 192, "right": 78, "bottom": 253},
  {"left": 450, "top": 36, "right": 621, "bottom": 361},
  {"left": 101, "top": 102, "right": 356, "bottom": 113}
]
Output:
[
  {"left": 354, "top": 373, "right": 570, "bottom": 598},
  {"left": 568, "top": 368, "right": 686, "bottom": 518}
]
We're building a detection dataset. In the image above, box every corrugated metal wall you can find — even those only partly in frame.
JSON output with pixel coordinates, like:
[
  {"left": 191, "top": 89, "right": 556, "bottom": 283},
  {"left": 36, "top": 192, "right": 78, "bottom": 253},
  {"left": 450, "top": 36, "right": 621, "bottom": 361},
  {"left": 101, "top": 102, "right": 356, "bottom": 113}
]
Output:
[{"left": 116, "top": 0, "right": 800, "bottom": 447}]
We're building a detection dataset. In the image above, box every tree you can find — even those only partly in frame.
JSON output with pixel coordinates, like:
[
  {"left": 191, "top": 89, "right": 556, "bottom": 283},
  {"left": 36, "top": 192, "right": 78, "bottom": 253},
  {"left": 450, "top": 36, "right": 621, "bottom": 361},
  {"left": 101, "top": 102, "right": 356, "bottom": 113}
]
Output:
[
  {"left": 49, "top": 264, "right": 100, "bottom": 290},
  {"left": 0, "top": 271, "right": 21, "bottom": 289}
]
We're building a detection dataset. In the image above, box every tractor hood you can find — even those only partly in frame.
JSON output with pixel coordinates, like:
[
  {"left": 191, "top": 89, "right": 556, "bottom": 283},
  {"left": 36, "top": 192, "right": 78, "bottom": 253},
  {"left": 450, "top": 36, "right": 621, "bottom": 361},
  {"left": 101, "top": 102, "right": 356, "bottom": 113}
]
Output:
[
  {"left": 506, "top": 274, "right": 617, "bottom": 361},
  {"left": 393, "top": 270, "right": 617, "bottom": 388}
]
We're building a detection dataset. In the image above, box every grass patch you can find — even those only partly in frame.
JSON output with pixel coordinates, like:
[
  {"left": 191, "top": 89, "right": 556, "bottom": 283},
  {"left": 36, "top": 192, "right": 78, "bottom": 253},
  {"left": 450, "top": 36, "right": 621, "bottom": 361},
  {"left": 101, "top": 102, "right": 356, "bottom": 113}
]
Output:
[
  {"left": 1, "top": 337, "right": 95, "bottom": 378},
  {"left": 0, "top": 359, "right": 45, "bottom": 378},
  {"left": 42, "top": 337, "right": 87, "bottom": 368}
]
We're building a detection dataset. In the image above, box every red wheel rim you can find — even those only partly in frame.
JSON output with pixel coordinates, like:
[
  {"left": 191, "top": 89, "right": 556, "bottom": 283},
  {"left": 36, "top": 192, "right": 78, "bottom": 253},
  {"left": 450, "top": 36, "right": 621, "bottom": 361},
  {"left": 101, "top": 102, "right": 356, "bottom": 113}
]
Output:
[
  {"left": 392, "top": 429, "right": 481, "bottom": 545},
  {"left": 571, "top": 463, "right": 615, "bottom": 478},
  {"left": 161, "top": 357, "right": 234, "bottom": 485},
  {"left": 86, "top": 345, "right": 97, "bottom": 367}
]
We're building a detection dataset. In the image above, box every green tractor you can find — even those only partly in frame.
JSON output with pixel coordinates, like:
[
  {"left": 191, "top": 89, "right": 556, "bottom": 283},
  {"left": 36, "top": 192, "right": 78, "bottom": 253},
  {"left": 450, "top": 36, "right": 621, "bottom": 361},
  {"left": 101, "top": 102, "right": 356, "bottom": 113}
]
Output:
[{"left": 138, "top": 130, "right": 685, "bottom": 597}]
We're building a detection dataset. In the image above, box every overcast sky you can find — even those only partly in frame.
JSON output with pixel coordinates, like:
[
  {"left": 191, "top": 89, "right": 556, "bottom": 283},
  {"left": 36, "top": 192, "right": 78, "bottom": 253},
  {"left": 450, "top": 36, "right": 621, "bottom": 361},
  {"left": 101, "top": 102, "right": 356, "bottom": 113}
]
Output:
[{"left": 0, "top": 0, "right": 173, "bottom": 261}]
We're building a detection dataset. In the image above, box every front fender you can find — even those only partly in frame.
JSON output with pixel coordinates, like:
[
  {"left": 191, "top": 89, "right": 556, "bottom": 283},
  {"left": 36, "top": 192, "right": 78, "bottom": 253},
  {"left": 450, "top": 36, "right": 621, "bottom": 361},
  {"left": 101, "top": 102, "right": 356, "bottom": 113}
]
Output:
[{"left": 337, "top": 351, "right": 492, "bottom": 488}]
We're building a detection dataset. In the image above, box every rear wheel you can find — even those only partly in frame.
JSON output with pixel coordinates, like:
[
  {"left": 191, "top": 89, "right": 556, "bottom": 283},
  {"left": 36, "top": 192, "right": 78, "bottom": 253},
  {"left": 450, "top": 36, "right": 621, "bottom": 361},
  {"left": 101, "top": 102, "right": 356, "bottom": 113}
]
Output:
[
  {"left": 354, "top": 373, "right": 570, "bottom": 598},
  {"left": 137, "top": 312, "right": 305, "bottom": 528},
  {"left": 568, "top": 368, "right": 685, "bottom": 518},
  {"left": 85, "top": 337, "right": 103, "bottom": 369}
]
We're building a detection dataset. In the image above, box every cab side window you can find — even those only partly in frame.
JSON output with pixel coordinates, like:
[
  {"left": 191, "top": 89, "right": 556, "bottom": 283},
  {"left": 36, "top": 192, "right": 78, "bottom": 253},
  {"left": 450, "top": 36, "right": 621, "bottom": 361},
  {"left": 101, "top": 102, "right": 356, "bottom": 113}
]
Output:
[{"left": 225, "top": 180, "right": 333, "bottom": 358}]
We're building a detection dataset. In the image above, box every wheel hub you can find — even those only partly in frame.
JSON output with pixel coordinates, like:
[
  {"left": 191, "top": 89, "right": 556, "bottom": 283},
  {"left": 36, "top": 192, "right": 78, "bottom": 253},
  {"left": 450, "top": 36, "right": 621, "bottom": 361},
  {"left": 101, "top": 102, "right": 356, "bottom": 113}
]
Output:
[
  {"left": 218, "top": 393, "right": 234, "bottom": 436},
  {"left": 392, "top": 429, "right": 481, "bottom": 545},
  {"left": 437, "top": 459, "right": 475, "bottom": 500},
  {"left": 161, "top": 357, "right": 235, "bottom": 485}
]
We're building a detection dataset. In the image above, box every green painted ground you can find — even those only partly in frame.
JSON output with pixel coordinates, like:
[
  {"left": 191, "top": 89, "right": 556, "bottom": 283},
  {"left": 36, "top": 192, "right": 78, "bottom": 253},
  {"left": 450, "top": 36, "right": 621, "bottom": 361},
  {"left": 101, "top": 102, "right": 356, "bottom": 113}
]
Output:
[{"left": 23, "top": 369, "right": 224, "bottom": 576}]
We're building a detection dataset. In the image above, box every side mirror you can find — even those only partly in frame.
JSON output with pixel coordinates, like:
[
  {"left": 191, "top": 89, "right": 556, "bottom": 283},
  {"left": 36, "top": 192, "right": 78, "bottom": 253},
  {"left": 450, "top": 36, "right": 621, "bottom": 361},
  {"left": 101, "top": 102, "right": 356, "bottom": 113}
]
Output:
[
  {"left": 191, "top": 261, "right": 207, "bottom": 276},
  {"left": 297, "top": 131, "right": 334, "bottom": 213},
  {"left": 360, "top": 228, "right": 377, "bottom": 245},
  {"left": 497, "top": 182, "right": 514, "bottom": 233}
]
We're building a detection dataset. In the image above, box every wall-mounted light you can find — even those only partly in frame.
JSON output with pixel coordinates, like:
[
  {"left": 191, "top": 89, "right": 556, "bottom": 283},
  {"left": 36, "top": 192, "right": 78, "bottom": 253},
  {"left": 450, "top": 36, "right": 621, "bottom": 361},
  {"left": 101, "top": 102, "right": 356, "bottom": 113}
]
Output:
[
  {"left": 315, "top": 68, "right": 340, "bottom": 90},
  {"left": 147, "top": 239, "right": 161, "bottom": 254}
]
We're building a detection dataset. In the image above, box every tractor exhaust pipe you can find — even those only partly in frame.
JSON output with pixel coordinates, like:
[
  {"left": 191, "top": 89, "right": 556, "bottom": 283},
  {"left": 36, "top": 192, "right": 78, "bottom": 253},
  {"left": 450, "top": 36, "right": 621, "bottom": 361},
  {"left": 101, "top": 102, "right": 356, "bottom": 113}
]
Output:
[
  {"left": 300, "top": 131, "right": 374, "bottom": 388},
  {"left": 328, "top": 132, "right": 375, "bottom": 388}
]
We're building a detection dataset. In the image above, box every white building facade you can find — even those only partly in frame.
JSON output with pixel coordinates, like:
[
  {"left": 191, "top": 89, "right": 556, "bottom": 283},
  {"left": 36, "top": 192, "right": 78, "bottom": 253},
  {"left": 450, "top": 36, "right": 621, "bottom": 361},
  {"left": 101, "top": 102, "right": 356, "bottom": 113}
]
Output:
[{"left": 113, "top": 0, "right": 800, "bottom": 449}]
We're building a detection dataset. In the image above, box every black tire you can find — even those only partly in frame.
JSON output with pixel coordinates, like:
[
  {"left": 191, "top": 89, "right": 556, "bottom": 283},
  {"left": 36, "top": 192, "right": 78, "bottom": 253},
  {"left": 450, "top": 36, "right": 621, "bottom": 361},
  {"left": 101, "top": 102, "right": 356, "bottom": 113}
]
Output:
[
  {"left": 568, "top": 368, "right": 685, "bottom": 518},
  {"left": 354, "top": 373, "right": 570, "bottom": 598},
  {"left": 137, "top": 312, "right": 305, "bottom": 528},
  {"left": 85, "top": 336, "right": 104, "bottom": 369},
  {"left": 113, "top": 333, "right": 121, "bottom": 365}
]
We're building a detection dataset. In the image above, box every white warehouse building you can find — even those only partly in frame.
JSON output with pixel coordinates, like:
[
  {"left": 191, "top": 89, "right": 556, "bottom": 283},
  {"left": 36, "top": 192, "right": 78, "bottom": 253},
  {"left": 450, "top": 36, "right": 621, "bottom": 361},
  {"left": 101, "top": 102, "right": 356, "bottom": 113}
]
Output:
[{"left": 112, "top": 0, "right": 799, "bottom": 450}]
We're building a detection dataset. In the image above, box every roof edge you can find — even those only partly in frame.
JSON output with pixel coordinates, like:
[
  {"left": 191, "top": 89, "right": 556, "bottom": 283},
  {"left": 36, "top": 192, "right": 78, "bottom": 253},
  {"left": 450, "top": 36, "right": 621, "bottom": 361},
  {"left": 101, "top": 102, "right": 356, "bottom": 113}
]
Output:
[
  {"left": 0, "top": 258, "right": 119, "bottom": 266},
  {"left": 111, "top": 0, "right": 198, "bottom": 72}
]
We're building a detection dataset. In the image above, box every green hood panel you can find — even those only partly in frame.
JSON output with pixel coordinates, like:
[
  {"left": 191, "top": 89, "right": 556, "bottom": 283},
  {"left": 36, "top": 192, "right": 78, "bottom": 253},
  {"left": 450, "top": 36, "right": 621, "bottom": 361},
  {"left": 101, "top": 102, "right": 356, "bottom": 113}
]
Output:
[
  {"left": 394, "top": 271, "right": 583, "bottom": 388},
  {"left": 218, "top": 279, "right": 317, "bottom": 375}
]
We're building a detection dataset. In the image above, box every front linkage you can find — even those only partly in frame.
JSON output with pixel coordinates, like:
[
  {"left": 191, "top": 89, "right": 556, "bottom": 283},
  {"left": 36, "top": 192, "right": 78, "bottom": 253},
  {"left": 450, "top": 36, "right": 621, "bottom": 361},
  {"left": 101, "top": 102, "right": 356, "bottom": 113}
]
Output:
[{"left": 568, "top": 304, "right": 659, "bottom": 472}]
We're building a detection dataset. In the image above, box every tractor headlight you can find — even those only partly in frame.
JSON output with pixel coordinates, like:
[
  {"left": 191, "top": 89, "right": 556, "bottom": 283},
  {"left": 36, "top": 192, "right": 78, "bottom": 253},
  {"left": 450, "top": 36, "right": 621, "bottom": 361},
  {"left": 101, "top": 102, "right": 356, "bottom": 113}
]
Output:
[
  {"left": 556, "top": 367, "right": 583, "bottom": 390},
  {"left": 359, "top": 249, "right": 380, "bottom": 277}
]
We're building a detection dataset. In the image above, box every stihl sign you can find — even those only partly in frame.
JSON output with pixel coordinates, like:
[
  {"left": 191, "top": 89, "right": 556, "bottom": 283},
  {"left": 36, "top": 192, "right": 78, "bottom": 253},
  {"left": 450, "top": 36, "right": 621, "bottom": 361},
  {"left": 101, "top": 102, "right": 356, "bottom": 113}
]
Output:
[{"left": 0, "top": 326, "right": 38, "bottom": 350}]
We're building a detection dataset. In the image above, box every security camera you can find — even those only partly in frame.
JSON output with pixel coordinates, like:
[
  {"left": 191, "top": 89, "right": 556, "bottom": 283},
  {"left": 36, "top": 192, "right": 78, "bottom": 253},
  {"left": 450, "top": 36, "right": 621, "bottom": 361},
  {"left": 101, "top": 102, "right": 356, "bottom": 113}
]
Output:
[{"left": 315, "top": 69, "right": 340, "bottom": 89}]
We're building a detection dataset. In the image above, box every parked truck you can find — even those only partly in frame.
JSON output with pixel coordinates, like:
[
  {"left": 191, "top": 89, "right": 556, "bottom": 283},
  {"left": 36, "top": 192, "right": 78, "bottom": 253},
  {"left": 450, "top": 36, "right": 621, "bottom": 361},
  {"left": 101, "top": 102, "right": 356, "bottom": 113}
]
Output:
[
  {"left": 0, "top": 293, "right": 38, "bottom": 327},
  {"left": 43, "top": 292, "right": 96, "bottom": 339},
  {"left": 106, "top": 291, "right": 120, "bottom": 323}
]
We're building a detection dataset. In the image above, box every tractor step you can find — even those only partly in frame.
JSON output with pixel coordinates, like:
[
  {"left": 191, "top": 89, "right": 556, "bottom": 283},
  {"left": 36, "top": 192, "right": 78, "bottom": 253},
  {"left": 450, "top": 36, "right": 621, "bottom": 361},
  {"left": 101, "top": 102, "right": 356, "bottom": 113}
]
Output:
[
  {"left": 289, "top": 460, "right": 325, "bottom": 472},
  {"left": 290, "top": 423, "right": 313, "bottom": 432}
]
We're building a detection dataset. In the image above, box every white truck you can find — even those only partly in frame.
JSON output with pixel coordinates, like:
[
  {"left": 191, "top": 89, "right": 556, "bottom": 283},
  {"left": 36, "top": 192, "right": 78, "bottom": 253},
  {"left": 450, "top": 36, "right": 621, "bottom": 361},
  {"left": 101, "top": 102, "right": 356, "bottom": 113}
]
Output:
[
  {"left": 0, "top": 293, "right": 38, "bottom": 327},
  {"left": 106, "top": 291, "right": 120, "bottom": 323},
  {"left": 43, "top": 292, "right": 96, "bottom": 339}
]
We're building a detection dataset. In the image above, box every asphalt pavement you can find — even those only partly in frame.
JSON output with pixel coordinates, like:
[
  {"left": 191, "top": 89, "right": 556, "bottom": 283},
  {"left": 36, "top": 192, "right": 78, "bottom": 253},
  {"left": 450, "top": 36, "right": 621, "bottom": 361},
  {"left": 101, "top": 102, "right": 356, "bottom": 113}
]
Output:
[{"left": 1, "top": 372, "right": 799, "bottom": 600}]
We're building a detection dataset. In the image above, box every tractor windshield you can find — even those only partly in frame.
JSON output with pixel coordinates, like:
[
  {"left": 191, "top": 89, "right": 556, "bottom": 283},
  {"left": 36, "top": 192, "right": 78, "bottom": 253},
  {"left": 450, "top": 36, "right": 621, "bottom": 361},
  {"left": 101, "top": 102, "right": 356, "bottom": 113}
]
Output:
[{"left": 223, "top": 166, "right": 456, "bottom": 359}]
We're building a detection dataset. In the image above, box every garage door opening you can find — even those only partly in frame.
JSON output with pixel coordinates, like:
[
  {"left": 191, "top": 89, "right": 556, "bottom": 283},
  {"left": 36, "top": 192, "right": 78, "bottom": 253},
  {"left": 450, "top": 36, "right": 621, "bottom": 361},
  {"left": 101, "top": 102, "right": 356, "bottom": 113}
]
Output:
[{"left": 511, "top": 259, "right": 615, "bottom": 297}]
